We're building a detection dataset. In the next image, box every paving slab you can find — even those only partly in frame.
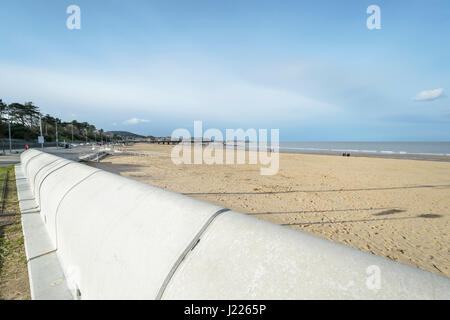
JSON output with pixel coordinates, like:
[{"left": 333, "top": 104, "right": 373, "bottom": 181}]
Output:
[{"left": 15, "top": 164, "right": 73, "bottom": 300}]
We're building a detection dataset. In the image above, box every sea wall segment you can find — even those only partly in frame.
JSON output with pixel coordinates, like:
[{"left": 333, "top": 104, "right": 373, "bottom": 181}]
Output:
[{"left": 20, "top": 149, "right": 450, "bottom": 299}]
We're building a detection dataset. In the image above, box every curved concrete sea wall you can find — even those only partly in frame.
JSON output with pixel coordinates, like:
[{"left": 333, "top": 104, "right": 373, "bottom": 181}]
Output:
[{"left": 20, "top": 149, "right": 450, "bottom": 299}]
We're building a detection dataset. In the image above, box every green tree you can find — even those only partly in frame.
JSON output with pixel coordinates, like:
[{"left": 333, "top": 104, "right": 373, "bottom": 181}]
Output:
[
  {"left": 8, "top": 103, "right": 26, "bottom": 126},
  {"left": 23, "top": 102, "right": 39, "bottom": 127},
  {"left": 0, "top": 100, "right": 7, "bottom": 122},
  {"left": 1, "top": 97, "right": 108, "bottom": 142}
]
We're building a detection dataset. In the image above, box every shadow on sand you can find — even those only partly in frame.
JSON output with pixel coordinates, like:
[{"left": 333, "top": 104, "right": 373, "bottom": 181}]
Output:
[
  {"left": 281, "top": 212, "right": 443, "bottom": 227},
  {"left": 184, "top": 184, "right": 450, "bottom": 197},
  {"left": 248, "top": 207, "right": 395, "bottom": 216}
]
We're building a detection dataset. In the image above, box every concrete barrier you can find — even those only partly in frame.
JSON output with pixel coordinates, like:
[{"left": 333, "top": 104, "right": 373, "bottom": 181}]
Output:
[
  {"left": 78, "top": 151, "right": 109, "bottom": 162},
  {"left": 20, "top": 149, "right": 450, "bottom": 299}
]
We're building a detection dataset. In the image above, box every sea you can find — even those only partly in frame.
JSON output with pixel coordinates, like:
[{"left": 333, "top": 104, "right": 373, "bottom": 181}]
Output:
[{"left": 278, "top": 142, "right": 450, "bottom": 161}]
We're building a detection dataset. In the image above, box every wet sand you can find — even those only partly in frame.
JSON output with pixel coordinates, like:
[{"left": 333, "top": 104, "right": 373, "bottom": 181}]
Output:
[{"left": 89, "top": 143, "right": 450, "bottom": 278}]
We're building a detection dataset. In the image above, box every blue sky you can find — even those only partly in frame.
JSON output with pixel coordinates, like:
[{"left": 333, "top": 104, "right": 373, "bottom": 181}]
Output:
[{"left": 0, "top": 0, "right": 449, "bottom": 140}]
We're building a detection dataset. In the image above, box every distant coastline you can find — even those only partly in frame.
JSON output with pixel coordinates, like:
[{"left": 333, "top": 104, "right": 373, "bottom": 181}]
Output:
[
  {"left": 278, "top": 142, "right": 450, "bottom": 161},
  {"left": 218, "top": 141, "right": 450, "bottom": 162}
]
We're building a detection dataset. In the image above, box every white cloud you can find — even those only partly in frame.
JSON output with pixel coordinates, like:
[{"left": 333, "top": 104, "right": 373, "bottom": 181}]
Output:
[
  {"left": 124, "top": 118, "right": 150, "bottom": 125},
  {"left": 413, "top": 88, "right": 444, "bottom": 101},
  {"left": 0, "top": 62, "right": 339, "bottom": 124}
]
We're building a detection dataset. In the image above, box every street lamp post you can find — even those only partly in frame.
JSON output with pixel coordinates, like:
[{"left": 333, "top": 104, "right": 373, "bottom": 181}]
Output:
[
  {"left": 39, "top": 115, "right": 44, "bottom": 149},
  {"left": 55, "top": 120, "right": 59, "bottom": 148},
  {"left": 7, "top": 105, "right": 12, "bottom": 153}
]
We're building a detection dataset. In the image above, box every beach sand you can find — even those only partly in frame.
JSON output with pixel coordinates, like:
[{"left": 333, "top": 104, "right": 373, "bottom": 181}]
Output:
[{"left": 89, "top": 143, "right": 450, "bottom": 278}]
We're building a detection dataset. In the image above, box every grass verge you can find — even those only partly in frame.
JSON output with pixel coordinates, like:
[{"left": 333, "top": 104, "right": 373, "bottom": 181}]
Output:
[{"left": 0, "top": 165, "right": 30, "bottom": 300}]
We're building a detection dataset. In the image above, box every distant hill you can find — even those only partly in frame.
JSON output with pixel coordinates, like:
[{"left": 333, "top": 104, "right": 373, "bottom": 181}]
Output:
[{"left": 106, "top": 131, "right": 145, "bottom": 138}]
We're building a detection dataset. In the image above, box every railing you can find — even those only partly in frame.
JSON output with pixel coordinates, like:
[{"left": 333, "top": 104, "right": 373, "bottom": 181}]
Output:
[{"left": 0, "top": 139, "right": 54, "bottom": 152}]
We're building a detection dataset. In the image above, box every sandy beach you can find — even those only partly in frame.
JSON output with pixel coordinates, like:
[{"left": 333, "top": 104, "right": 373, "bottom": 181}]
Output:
[{"left": 89, "top": 143, "right": 450, "bottom": 278}]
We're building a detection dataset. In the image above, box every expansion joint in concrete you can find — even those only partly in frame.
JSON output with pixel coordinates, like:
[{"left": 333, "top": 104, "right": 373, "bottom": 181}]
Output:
[
  {"left": 32, "top": 158, "right": 63, "bottom": 190},
  {"left": 156, "top": 208, "right": 230, "bottom": 300},
  {"left": 53, "top": 170, "right": 102, "bottom": 249},
  {"left": 27, "top": 249, "right": 58, "bottom": 263},
  {"left": 37, "top": 162, "right": 74, "bottom": 208},
  {"left": 23, "top": 153, "right": 46, "bottom": 174}
]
